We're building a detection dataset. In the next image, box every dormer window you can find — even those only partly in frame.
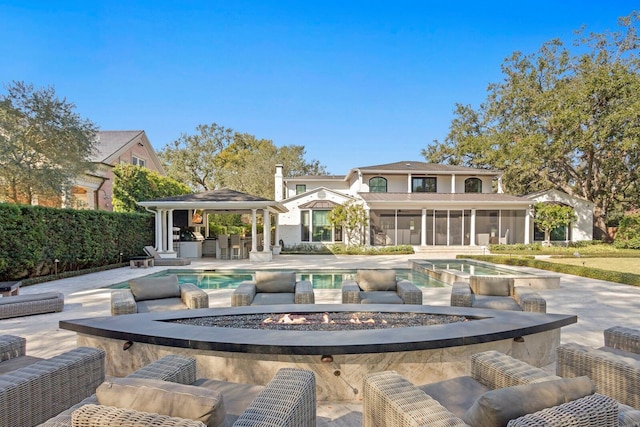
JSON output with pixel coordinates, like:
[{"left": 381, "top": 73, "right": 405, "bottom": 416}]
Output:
[
  {"left": 412, "top": 177, "right": 436, "bottom": 193},
  {"left": 369, "top": 177, "right": 387, "bottom": 193},
  {"left": 465, "top": 178, "right": 482, "bottom": 193}
]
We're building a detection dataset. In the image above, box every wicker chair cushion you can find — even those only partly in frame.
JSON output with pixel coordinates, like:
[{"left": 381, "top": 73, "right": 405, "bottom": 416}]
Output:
[
  {"left": 462, "top": 376, "right": 595, "bottom": 427},
  {"left": 419, "top": 375, "right": 491, "bottom": 418},
  {"left": 356, "top": 270, "right": 397, "bottom": 291},
  {"left": 473, "top": 296, "right": 522, "bottom": 311},
  {"left": 0, "top": 292, "right": 61, "bottom": 305},
  {"left": 255, "top": 271, "right": 296, "bottom": 293},
  {"left": 192, "top": 378, "right": 264, "bottom": 420},
  {"left": 96, "top": 377, "right": 226, "bottom": 427},
  {"left": 129, "top": 275, "right": 180, "bottom": 301},
  {"left": 471, "top": 277, "right": 512, "bottom": 296},
  {"left": 251, "top": 293, "right": 295, "bottom": 305},
  {"left": 359, "top": 291, "right": 404, "bottom": 304},
  {"left": 136, "top": 298, "right": 187, "bottom": 313}
]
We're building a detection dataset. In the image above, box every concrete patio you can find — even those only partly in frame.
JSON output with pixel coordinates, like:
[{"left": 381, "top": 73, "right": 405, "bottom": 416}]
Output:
[{"left": 2, "top": 253, "right": 640, "bottom": 426}]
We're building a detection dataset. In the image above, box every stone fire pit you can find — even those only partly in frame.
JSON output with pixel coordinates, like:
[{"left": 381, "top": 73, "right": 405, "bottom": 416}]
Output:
[{"left": 61, "top": 304, "right": 576, "bottom": 401}]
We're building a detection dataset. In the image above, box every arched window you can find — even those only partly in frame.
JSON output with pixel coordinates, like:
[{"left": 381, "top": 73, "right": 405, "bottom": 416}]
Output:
[
  {"left": 369, "top": 177, "right": 387, "bottom": 193},
  {"left": 465, "top": 178, "right": 482, "bottom": 193}
]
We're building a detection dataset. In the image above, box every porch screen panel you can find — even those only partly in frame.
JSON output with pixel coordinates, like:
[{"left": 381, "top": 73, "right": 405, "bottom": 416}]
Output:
[
  {"left": 500, "top": 210, "right": 526, "bottom": 244},
  {"left": 312, "top": 210, "right": 332, "bottom": 242},
  {"left": 475, "top": 210, "right": 499, "bottom": 242},
  {"left": 426, "top": 210, "right": 434, "bottom": 245},
  {"left": 435, "top": 211, "right": 448, "bottom": 245},
  {"left": 450, "top": 211, "right": 463, "bottom": 245}
]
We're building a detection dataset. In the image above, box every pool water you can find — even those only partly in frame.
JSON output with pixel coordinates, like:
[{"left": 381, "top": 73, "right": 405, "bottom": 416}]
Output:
[
  {"left": 108, "top": 269, "right": 447, "bottom": 290},
  {"left": 425, "top": 260, "right": 521, "bottom": 276}
]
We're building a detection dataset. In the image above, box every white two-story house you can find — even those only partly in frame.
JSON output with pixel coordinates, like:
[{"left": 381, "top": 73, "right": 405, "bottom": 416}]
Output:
[{"left": 275, "top": 161, "right": 593, "bottom": 248}]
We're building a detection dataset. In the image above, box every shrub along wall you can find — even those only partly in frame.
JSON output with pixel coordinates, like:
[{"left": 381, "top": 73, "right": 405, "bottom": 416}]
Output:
[
  {"left": 464, "top": 255, "right": 640, "bottom": 287},
  {"left": 0, "top": 203, "right": 154, "bottom": 281}
]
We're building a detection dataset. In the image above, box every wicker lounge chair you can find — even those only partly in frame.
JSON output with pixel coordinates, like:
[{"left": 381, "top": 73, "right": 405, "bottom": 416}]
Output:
[
  {"left": 0, "top": 291, "right": 64, "bottom": 319},
  {"left": 111, "top": 274, "right": 209, "bottom": 315},
  {"left": 232, "top": 271, "right": 315, "bottom": 306},
  {"left": 451, "top": 276, "right": 546, "bottom": 312},
  {"left": 0, "top": 341, "right": 105, "bottom": 427},
  {"left": 68, "top": 366, "right": 316, "bottom": 427},
  {"left": 363, "top": 350, "right": 640, "bottom": 427},
  {"left": 557, "top": 326, "right": 640, "bottom": 409},
  {"left": 341, "top": 269, "right": 422, "bottom": 304}
]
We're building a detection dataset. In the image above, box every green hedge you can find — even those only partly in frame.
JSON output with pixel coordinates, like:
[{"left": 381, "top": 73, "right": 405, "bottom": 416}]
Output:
[
  {"left": 463, "top": 255, "right": 640, "bottom": 287},
  {"left": 0, "top": 203, "right": 154, "bottom": 281}
]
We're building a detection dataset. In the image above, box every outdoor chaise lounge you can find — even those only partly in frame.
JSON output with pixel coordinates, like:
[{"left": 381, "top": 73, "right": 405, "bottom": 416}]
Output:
[
  {"left": 557, "top": 325, "right": 640, "bottom": 409},
  {"left": 450, "top": 276, "right": 546, "bottom": 312},
  {"left": 111, "top": 274, "right": 209, "bottom": 315},
  {"left": 363, "top": 349, "right": 640, "bottom": 427},
  {"left": 54, "top": 352, "right": 316, "bottom": 427},
  {"left": 144, "top": 245, "right": 192, "bottom": 266},
  {"left": 0, "top": 291, "right": 64, "bottom": 319},
  {"left": 341, "top": 269, "right": 423, "bottom": 304},
  {"left": 231, "top": 271, "right": 315, "bottom": 306},
  {"left": 0, "top": 335, "right": 105, "bottom": 427}
]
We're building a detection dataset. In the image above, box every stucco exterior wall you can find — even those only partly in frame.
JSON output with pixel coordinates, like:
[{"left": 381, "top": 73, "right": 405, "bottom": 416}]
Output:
[{"left": 528, "top": 190, "right": 594, "bottom": 241}]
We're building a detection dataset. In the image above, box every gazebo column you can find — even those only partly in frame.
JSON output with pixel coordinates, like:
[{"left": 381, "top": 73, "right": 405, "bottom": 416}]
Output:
[
  {"left": 273, "top": 213, "right": 281, "bottom": 255},
  {"left": 251, "top": 209, "right": 258, "bottom": 253},
  {"left": 160, "top": 209, "right": 167, "bottom": 252},
  {"left": 155, "top": 209, "right": 163, "bottom": 251},
  {"left": 165, "top": 209, "right": 176, "bottom": 257},
  {"left": 250, "top": 209, "right": 273, "bottom": 262}
]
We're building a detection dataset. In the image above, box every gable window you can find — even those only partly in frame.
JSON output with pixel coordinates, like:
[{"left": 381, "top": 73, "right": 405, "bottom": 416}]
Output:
[
  {"left": 465, "top": 178, "right": 482, "bottom": 193},
  {"left": 132, "top": 156, "right": 146, "bottom": 167},
  {"left": 369, "top": 177, "right": 387, "bottom": 193},
  {"left": 412, "top": 177, "right": 436, "bottom": 193},
  {"left": 296, "top": 184, "right": 306, "bottom": 195}
]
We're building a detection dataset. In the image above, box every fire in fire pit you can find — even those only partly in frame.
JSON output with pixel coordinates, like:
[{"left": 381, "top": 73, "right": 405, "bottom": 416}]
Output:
[{"left": 173, "top": 312, "right": 468, "bottom": 331}]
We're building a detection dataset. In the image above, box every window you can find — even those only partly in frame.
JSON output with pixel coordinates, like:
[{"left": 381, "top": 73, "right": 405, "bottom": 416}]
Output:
[
  {"left": 300, "top": 211, "right": 310, "bottom": 241},
  {"left": 296, "top": 184, "right": 306, "bottom": 195},
  {"left": 312, "top": 210, "right": 332, "bottom": 241},
  {"left": 369, "top": 177, "right": 387, "bottom": 193},
  {"left": 465, "top": 178, "right": 482, "bottom": 193},
  {"left": 412, "top": 177, "right": 436, "bottom": 193},
  {"left": 132, "top": 156, "right": 146, "bottom": 167}
]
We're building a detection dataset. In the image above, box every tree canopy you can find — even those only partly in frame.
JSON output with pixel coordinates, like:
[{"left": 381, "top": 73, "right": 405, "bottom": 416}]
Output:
[
  {"left": 159, "top": 122, "right": 327, "bottom": 199},
  {"left": 423, "top": 12, "right": 640, "bottom": 238},
  {"left": 112, "top": 163, "right": 192, "bottom": 213},
  {"left": 0, "top": 81, "right": 98, "bottom": 205}
]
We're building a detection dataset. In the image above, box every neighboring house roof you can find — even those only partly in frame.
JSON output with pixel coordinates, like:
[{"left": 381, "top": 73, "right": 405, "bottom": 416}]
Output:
[
  {"left": 523, "top": 189, "right": 594, "bottom": 206},
  {"left": 354, "top": 161, "right": 500, "bottom": 175},
  {"left": 92, "top": 130, "right": 166, "bottom": 174},
  {"left": 285, "top": 161, "right": 500, "bottom": 182},
  {"left": 137, "top": 188, "right": 288, "bottom": 213},
  {"left": 359, "top": 192, "right": 530, "bottom": 206}
]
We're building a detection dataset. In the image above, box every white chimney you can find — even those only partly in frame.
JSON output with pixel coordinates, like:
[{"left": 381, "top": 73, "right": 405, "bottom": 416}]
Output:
[{"left": 275, "top": 164, "right": 284, "bottom": 201}]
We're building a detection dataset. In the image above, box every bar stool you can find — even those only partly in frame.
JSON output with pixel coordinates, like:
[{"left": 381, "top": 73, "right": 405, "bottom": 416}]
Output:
[
  {"left": 218, "top": 234, "right": 229, "bottom": 259},
  {"left": 230, "top": 234, "right": 242, "bottom": 260}
]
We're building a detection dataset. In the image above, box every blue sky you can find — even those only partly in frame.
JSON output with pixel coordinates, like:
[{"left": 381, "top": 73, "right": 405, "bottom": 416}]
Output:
[{"left": 0, "top": 1, "right": 634, "bottom": 174}]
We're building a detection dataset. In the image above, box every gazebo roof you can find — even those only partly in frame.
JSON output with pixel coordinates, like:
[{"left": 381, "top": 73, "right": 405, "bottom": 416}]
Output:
[{"left": 137, "top": 188, "right": 288, "bottom": 213}]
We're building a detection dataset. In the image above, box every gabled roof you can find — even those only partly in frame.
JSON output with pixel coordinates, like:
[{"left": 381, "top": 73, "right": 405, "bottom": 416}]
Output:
[
  {"left": 92, "top": 130, "right": 145, "bottom": 162},
  {"left": 280, "top": 186, "right": 357, "bottom": 205},
  {"left": 137, "top": 188, "right": 288, "bottom": 213}
]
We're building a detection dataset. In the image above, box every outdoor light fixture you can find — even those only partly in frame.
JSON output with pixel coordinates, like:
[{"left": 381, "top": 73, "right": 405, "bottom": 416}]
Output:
[
  {"left": 123, "top": 341, "right": 133, "bottom": 351},
  {"left": 513, "top": 336, "right": 525, "bottom": 343},
  {"left": 321, "top": 355, "right": 333, "bottom": 363}
]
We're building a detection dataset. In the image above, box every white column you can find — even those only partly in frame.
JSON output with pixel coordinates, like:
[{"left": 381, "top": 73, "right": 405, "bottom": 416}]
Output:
[
  {"left": 421, "top": 209, "right": 427, "bottom": 246},
  {"left": 451, "top": 174, "right": 456, "bottom": 193},
  {"left": 497, "top": 176, "right": 504, "bottom": 193},
  {"left": 155, "top": 209, "right": 163, "bottom": 251},
  {"left": 273, "top": 213, "right": 281, "bottom": 254},
  {"left": 407, "top": 174, "right": 412, "bottom": 192},
  {"left": 525, "top": 207, "right": 531, "bottom": 244},
  {"left": 166, "top": 209, "right": 175, "bottom": 254},
  {"left": 251, "top": 209, "right": 258, "bottom": 252},
  {"left": 160, "top": 210, "right": 167, "bottom": 252},
  {"left": 470, "top": 209, "right": 477, "bottom": 245},
  {"left": 365, "top": 208, "right": 371, "bottom": 246},
  {"left": 262, "top": 209, "right": 271, "bottom": 252}
]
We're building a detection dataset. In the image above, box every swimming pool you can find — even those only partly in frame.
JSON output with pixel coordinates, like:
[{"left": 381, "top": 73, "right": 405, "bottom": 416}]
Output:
[{"left": 108, "top": 268, "right": 448, "bottom": 290}]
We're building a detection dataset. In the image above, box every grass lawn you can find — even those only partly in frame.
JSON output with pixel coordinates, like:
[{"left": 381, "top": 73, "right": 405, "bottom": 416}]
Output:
[{"left": 544, "top": 257, "right": 640, "bottom": 275}]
